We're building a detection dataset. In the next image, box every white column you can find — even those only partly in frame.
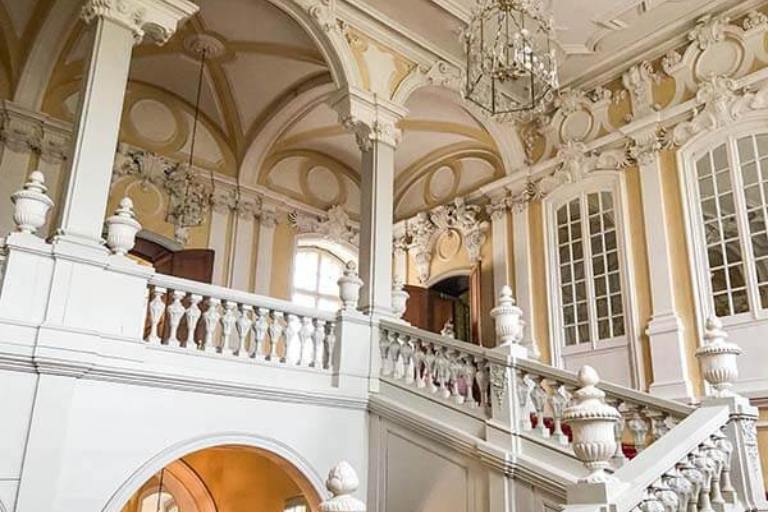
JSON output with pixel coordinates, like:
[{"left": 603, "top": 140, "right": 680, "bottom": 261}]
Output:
[
  {"left": 55, "top": 0, "right": 197, "bottom": 246},
  {"left": 392, "top": 221, "right": 407, "bottom": 285},
  {"left": 253, "top": 204, "right": 279, "bottom": 295},
  {"left": 227, "top": 202, "right": 256, "bottom": 291},
  {"left": 208, "top": 192, "right": 232, "bottom": 287},
  {"left": 632, "top": 129, "right": 694, "bottom": 400},
  {"left": 487, "top": 193, "right": 511, "bottom": 299},
  {"left": 512, "top": 204, "right": 540, "bottom": 359},
  {"left": 334, "top": 91, "right": 406, "bottom": 316}
]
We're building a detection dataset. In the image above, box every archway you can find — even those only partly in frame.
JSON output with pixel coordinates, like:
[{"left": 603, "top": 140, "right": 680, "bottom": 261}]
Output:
[{"left": 118, "top": 444, "right": 322, "bottom": 512}]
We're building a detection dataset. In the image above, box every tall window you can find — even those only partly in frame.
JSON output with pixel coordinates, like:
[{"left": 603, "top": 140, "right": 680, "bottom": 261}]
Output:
[
  {"left": 692, "top": 133, "right": 768, "bottom": 318},
  {"left": 552, "top": 189, "right": 626, "bottom": 347},
  {"left": 292, "top": 239, "right": 355, "bottom": 311}
]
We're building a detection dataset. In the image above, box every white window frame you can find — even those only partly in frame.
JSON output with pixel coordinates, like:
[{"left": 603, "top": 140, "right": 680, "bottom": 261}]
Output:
[
  {"left": 679, "top": 119, "right": 768, "bottom": 333},
  {"left": 543, "top": 172, "right": 642, "bottom": 387},
  {"left": 291, "top": 235, "right": 357, "bottom": 311}
]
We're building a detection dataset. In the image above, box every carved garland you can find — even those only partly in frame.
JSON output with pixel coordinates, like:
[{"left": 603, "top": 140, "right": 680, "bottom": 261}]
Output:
[{"left": 290, "top": 204, "right": 359, "bottom": 246}]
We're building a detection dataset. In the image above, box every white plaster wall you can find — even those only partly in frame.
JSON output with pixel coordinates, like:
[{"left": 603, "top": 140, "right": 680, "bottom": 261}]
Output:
[{"left": 6, "top": 373, "right": 368, "bottom": 512}]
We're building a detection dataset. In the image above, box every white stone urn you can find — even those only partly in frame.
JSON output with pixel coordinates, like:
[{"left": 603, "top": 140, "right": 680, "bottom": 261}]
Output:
[
  {"left": 696, "top": 316, "right": 742, "bottom": 397},
  {"left": 441, "top": 319, "right": 456, "bottom": 338},
  {"left": 338, "top": 261, "right": 363, "bottom": 311},
  {"left": 11, "top": 170, "right": 54, "bottom": 235},
  {"left": 391, "top": 280, "right": 410, "bottom": 319},
  {"left": 320, "top": 461, "right": 366, "bottom": 512},
  {"left": 563, "top": 365, "right": 621, "bottom": 483},
  {"left": 490, "top": 285, "right": 525, "bottom": 346},
  {"left": 105, "top": 197, "right": 142, "bottom": 256}
]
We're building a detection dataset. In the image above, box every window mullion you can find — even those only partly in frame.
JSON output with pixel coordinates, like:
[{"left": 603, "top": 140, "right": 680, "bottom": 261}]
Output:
[
  {"left": 581, "top": 192, "right": 599, "bottom": 349},
  {"left": 729, "top": 136, "right": 761, "bottom": 317}
]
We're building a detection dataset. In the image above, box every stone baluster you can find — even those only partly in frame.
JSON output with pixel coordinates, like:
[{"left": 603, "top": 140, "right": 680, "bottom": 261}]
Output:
[
  {"left": 680, "top": 456, "right": 705, "bottom": 512},
  {"left": 563, "top": 366, "right": 621, "bottom": 483},
  {"left": 550, "top": 384, "right": 571, "bottom": 446},
  {"left": 147, "top": 287, "right": 168, "bottom": 344},
  {"left": 380, "top": 331, "right": 394, "bottom": 376},
  {"left": 630, "top": 489, "right": 664, "bottom": 512},
  {"left": 185, "top": 294, "right": 202, "bottom": 349},
  {"left": 647, "top": 409, "right": 670, "bottom": 442},
  {"left": 413, "top": 342, "right": 427, "bottom": 388},
  {"left": 627, "top": 408, "right": 650, "bottom": 453},
  {"left": 702, "top": 438, "right": 725, "bottom": 509},
  {"left": 713, "top": 429, "right": 735, "bottom": 502},
  {"left": 203, "top": 298, "right": 221, "bottom": 353},
  {"left": 252, "top": 307, "right": 269, "bottom": 359},
  {"left": 692, "top": 448, "right": 716, "bottom": 512},
  {"left": 516, "top": 372, "right": 535, "bottom": 432},
  {"left": 392, "top": 333, "right": 405, "bottom": 379},
  {"left": 664, "top": 466, "right": 693, "bottom": 512},
  {"left": 463, "top": 356, "right": 478, "bottom": 408},
  {"left": 220, "top": 301, "right": 238, "bottom": 355},
  {"left": 312, "top": 319, "right": 326, "bottom": 368},
  {"left": 434, "top": 347, "right": 451, "bottom": 399},
  {"left": 284, "top": 314, "right": 301, "bottom": 365},
  {"left": 166, "top": 290, "right": 186, "bottom": 347},
  {"left": 236, "top": 305, "right": 253, "bottom": 357},
  {"left": 649, "top": 478, "right": 679, "bottom": 512},
  {"left": 324, "top": 321, "right": 335, "bottom": 369},
  {"left": 449, "top": 351, "right": 464, "bottom": 405},
  {"left": 268, "top": 311, "right": 284, "bottom": 361},
  {"left": 475, "top": 360, "right": 489, "bottom": 408},
  {"left": 319, "top": 461, "right": 366, "bottom": 512},
  {"left": 424, "top": 344, "right": 437, "bottom": 392},
  {"left": 608, "top": 399, "right": 627, "bottom": 466},
  {"left": 530, "top": 377, "right": 550, "bottom": 438},
  {"left": 299, "top": 316, "right": 315, "bottom": 366},
  {"left": 400, "top": 336, "right": 415, "bottom": 384}
]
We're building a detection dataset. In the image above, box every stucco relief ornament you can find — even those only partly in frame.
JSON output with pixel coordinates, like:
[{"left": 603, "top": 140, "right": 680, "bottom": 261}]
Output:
[
  {"left": 688, "top": 13, "right": 729, "bottom": 50},
  {"left": 489, "top": 364, "right": 508, "bottom": 406},
  {"left": 563, "top": 365, "right": 621, "bottom": 483},
  {"left": 305, "top": 0, "right": 340, "bottom": 33},
  {"left": 695, "top": 316, "right": 742, "bottom": 397},
  {"left": 81, "top": 0, "right": 148, "bottom": 42},
  {"left": 290, "top": 205, "right": 358, "bottom": 246},
  {"left": 320, "top": 461, "right": 366, "bottom": 512},
  {"left": 743, "top": 10, "right": 768, "bottom": 31},
  {"left": 406, "top": 212, "right": 436, "bottom": 284},
  {"left": 164, "top": 163, "right": 213, "bottom": 244}
]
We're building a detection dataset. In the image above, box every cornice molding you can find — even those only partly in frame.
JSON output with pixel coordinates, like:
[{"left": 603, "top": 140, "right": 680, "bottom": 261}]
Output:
[{"left": 81, "top": 0, "right": 198, "bottom": 45}]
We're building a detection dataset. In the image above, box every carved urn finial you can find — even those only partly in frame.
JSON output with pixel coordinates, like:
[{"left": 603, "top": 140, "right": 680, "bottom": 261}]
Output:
[
  {"left": 105, "top": 197, "right": 142, "bottom": 256},
  {"left": 441, "top": 319, "right": 456, "bottom": 338},
  {"left": 11, "top": 170, "right": 54, "bottom": 235},
  {"left": 563, "top": 365, "right": 621, "bottom": 483},
  {"left": 338, "top": 261, "right": 363, "bottom": 311},
  {"left": 391, "top": 279, "right": 409, "bottom": 320},
  {"left": 320, "top": 461, "right": 366, "bottom": 512},
  {"left": 696, "top": 316, "right": 742, "bottom": 397},
  {"left": 490, "top": 285, "right": 525, "bottom": 348}
]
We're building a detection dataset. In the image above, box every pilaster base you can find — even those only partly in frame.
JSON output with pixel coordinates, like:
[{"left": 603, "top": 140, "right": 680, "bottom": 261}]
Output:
[{"left": 646, "top": 312, "right": 694, "bottom": 401}]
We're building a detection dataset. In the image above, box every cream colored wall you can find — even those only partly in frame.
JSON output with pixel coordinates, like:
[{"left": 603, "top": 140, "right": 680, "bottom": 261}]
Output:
[
  {"left": 270, "top": 214, "right": 297, "bottom": 301},
  {"left": 528, "top": 200, "right": 551, "bottom": 365}
]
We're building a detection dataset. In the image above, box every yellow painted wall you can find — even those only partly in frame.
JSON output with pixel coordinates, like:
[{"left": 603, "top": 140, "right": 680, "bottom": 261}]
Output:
[
  {"left": 270, "top": 214, "right": 296, "bottom": 300},
  {"left": 759, "top": 408, "right": 768, "bottom": 490},
  {"left": 528, "top": 200, "right": 551, "bottom": 365}
]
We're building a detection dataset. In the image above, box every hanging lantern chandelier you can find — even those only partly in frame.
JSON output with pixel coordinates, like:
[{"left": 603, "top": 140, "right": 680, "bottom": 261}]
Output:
[{"left": 463, "top": 0, "right": 559, "bottom": 117}]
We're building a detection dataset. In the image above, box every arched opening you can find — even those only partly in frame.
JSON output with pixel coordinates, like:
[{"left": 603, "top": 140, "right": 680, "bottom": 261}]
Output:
[{"left": 120, "top": 445, "right": 321, "bottom": 512}]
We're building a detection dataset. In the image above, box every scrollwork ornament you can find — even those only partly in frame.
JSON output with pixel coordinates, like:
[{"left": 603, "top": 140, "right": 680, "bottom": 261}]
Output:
[{"left": 489, "top": 364, "right": 508, "bottom": 406}]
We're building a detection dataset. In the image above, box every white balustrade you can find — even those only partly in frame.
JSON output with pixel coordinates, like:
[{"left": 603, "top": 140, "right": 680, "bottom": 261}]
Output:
[
  {"left": 142, "top": 275, "right": 336, "bottom": 371},
  {"left": 378, "top": 320, "right": 494, "bottom": 414}
]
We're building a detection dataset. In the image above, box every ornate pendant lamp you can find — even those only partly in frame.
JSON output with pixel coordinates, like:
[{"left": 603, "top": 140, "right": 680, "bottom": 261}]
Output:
[{"left": 463, "top": 0, "right": 559, "bottom": 117}]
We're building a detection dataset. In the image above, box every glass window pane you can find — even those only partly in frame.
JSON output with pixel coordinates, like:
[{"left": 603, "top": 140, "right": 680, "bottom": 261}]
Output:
[
  {"left": 317, "top": 297, "right": 339, "bottom": 311},
  {"left": 714, "top": 293, "right": 730, "bottom": 317},
  {"left": 738, "top": 136, "right": 755, "bottom": 162},
  {"left": 732, "top": 289, "right": 749, "bottom": 314},
  {"left": 293, "top": 251, "right": 319, "bottom": 290},
  {"left": 756, "top": 134, "right": 768, "bottom": 156},
  {"left": 713, "top": 144, "right": 728, "bottom": 170},
  {"left": 318, "top": 255, "right": 343, "bottom": 294},
  {"left": 293, "top": 292, "right": 316, "bottom": 308}
]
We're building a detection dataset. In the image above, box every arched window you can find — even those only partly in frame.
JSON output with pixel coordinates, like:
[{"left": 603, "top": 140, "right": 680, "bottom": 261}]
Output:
[
  {"left": 544, "top": 174, "right": 638, "bottom": 387},
  {"left": 292, "top": 238, "right": 356, "bottom": 311},
  {"left": 687, "top": 132, "right": 768, "bottom": 319}
]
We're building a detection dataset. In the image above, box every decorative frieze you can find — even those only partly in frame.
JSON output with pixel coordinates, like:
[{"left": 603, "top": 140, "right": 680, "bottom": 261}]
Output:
[
  {"left": 290, "top": 204, "right": 359, "bottom": 246},
  {"left": 538, "top": 141, "right": 630, "bottom": 195},
  {"left": 0, "top": 104, "right": 70, "bottom": 163},
  {"left": 81, "top": 0, "right": 197, "bottom": 45}
]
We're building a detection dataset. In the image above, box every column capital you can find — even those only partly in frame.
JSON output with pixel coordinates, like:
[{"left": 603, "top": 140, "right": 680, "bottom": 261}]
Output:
[
  {"left": 81, "top": 0, "right": 198, "bottom": 44},
  {"left": 628, "top": 126, "right": 663, "bottom": 167},
  {"left": 330, "top": 87, "right": 407, "bottom": 150},
  {"left": 485, "top": 191, "right": 510, "bottom": 222}
]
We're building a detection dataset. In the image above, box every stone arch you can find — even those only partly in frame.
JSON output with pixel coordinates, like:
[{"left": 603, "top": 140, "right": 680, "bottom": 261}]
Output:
[
  {"left": 101, "top": 432, "right": 326, "bottom": 512},
  {"left": 13, "top": 0, "right": 361, "bottom": 112}
]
